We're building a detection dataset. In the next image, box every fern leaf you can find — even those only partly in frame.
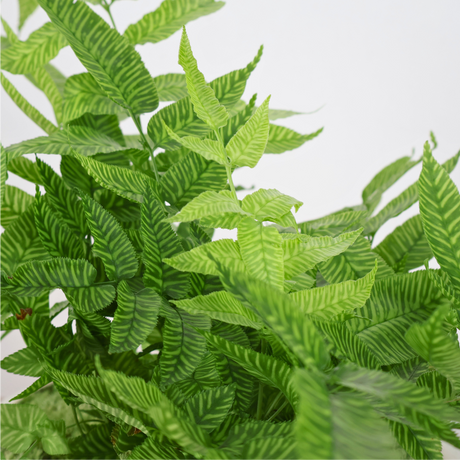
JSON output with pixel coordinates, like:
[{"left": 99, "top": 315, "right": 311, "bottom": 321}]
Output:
[{"left": 265, "top": 124, "right": 323, "bottom": 154}]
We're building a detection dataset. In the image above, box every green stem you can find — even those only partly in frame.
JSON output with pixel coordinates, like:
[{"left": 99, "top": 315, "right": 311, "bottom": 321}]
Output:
[
  {"left": 72, "top": 405, "right": 85, "bottom": 437},
  {"left": 264, "top": 391, "right": 284, "bottom": 419},
  {"left": 129, "top": 110, "right": 160, "bottom": 183},
  {"left": 256, "top": 339, "right": 266, "bottom": 420},
  {"left": 102, "top": 0, "right": 116, "bottom": 29},
  {"left": 19, "top": 440, "right": 37, "bottom": 459},
  {"left": 267, "top": 398, "right": 288, "bottom": 422}
]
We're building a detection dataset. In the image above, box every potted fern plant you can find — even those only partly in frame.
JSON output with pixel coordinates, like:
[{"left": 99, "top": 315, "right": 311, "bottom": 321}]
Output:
[{"left": 1, "top": 0, "right": 460, "bottom": 459}]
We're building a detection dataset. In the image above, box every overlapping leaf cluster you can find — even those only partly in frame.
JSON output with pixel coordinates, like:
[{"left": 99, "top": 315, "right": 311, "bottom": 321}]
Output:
[{"left": 1, "top": 1, "right": 460, "bottom": 459}]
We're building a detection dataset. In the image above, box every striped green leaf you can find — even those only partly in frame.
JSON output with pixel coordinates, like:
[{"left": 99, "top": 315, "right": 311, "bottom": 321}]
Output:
[
  {"left": 164, "top": 239, "right": 247, "bottom": 276},
  {"left": 161, "top": 151, "right": 227, "bottom": 209},
  {"left": 417, "top": 370, "right": 454, "bottom": 400},
  {"left": 19, "top": 0, "right": 39, "bottom": 29},
  {"left": 202, "top": 330, "right": 297, "bottom": 408},
  {"left": 1, "top": 22, "right": 67, "bottom": 75},
  {"left": 365, "top": 150, "right": 460, "bottom": 236},
  {"left": 179, "top": 27, "right": 228, "bottom": 130},
  {"left": 63, "top": 72, "right": 129, "bottom": 123},
  {"left": 282, "top": 229, "right": 362, "bottom": 279},
  {"left": 294, "top": 369, "right": 400, "bottom": 460},
  {"left": 241, "top": 435, "right": 297, "bottom": 459},
  {"left": 7, "top": 156, "right": 42, "bottom": 185},
  {"left": 346, "top": 270, "right": 444, "bottom": 365},
  {"left": 1, "top": 72, "right": 58, "bottom": 135},
  {"left": 82, "top": 195, "right": 138, "bottom": 281},
  {"left": 182, "top": 384, "right": 235, "bottom": 432},
  {"left": 160, "top": 305, "right": 210, "bottom": 386},
  {"left": 362, "top": 155, "right": 421, "bottom": 213},
  {"left": 216, "top": 264, "right": 329, "bottom": 369},
  {"left": 1, "top": 346, "right": 43, "bottom": 377},
  {"left": 268, "top": 109, "right": 304, "bottom": 120},
  {"left": 374, "top": 214, "right": 432, "bottom": 271},
  {"left": 60, "top": 155, "right": 93, "bottom": 196},
  {"left": 77, "top": 155, "right": 155, "bottom": 203},
  {"left": 30, "top": 66, "right": 64, "bottom": 123},
  {"left": 69, "top": 113, "right": 125, "bottom": 146},
  {"left": 1, "top": 185, "right": 33, "bottom": 228},
  {"left": 226, "top": 96, "right": 270, "bottom": 168},
  {"left": 36, "top": 158, "right": 88, "bottom": 237},
  {"left": 265, "top": 124, "right": 323, "bottom": 154},
  {"left": 154, "top": 73, "right": 188, "bottom": 101},
  {"left": 124, "top": 0, "right": 224, "bottom": 45},
  {"left": 163, "top": 122, "right": 226, "bottom": 164},
  {"left": 165, "top": 190, "right": 248, "bottom": 223},
  {"left": 425, "top": 267, "right": 460, "bottom": 307},
  {"left": 238, "top": 217, "right": 284, "bottom": 290},
  {"left": 406, "top": 305, "right": 460, "bottom": 392},
  {"left": 67, "top": 424, "right": 116, "bottom": 460},
  {"left": 34, "top": 193, "right": 85, "bottom": 259},
  {"left": 1, "top": 206, "right": 51, "bottom": 275},
  {"left": 38, "top": 0, "right": 158, "bottom": 114},
  {"left": 110, "top": 281, "right": 161, "bottom": 353},
  {"left": 141, "top": 183, "right": 190, "bottom": 299},
  {"left": 389, "top": 420, "right": 442, "bottom": 460},
  {"left": 173, "top": 290, "right": 263, "bottom": 329},
  {"left": 242, "top": 188, "right": 302, "bottom": 222},
  {"left": 290, "top": 263, "right": 376, "bottom": 320},
  {"left": 64, "top": 285, "right": 116, "bottom": 313},
  {"left": 6, "top": 126, "right": 125, "bottom": 160},
  {"left": 319, "top": 235, "right": 394, "bottom": 283},
  {"left": 127, "top": 434, "right": 180, "bottom": 460},
  {"left": 9, "top": 374, "right": 52, "bottom": 402},
  {"left": 419, "top": 143, "right": 460, "bottom": 293},
  {"left": 300, "top": 210, "right": 368, "bottom": 237}
]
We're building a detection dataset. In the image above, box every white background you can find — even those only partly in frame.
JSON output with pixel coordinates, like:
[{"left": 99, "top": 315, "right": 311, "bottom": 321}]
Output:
[{"left": 1, "top": 0, "right": 460, "bottom": 455}]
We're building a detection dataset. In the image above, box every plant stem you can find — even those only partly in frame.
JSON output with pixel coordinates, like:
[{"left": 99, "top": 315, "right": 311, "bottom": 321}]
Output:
[
  {"left": 264, "top": 391, "right": 284, "bottom": 419},
  {"left": 129, "top": 110, "right": 160, "bottom": 183},
  {"left": 267, "top": 399, "right": 288, "bottom": 422},
  {"left": 256, "top": 339, "right": 266, "bottom": 420},
  {"left": 102, "top": 0, "right": 116, "bottom": 29},
  {"left": 72, "top": 405, "right": 85, "bottom": 437}
]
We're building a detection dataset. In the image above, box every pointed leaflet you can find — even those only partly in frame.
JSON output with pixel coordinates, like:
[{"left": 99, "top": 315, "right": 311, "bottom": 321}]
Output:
[
  {"left": 69, "top": 113, "right": 125, "bottom": 146},
  {"left": 142, "top": 183, "right": 189, "bottom": 299},
  {"left": 282, "top": 229, "right": 362, "bottom": 279},
  {"left": 81, "top": 195, "right": 138, "bottom": 281},
  {"left": 160, "top": 305, "right": 210, "bottom": 386},
  {"left": 7, "top": 156, "right": 42, "bottom": 185},
  {"left": 1, "top": 185, "right": 33, "bottom": 228},
  {"left": 225, "top": 96, "right": 270, "bottom": 168},
  {"left": 154, "top": 73, "right": 188, "bottom": 101},
  {"left": 294, "top": 369, "right": 399, "bottom": 460},
  {"left": 9, "top": 374, "right": 53, "bottom": 402},
  {"left": 238, "top": 217, "right": 284, "bottom": 290},
  {"left": 38, "top": 0, "right": 158, "bottom": 114},
  {"left": 418, "top": 143, "right": 460, "bottom": 293},
  {"left": 1, "top": 72, "right": 58, "bottom": 135},
  {"left": 182, "top": 385, "right": 235, "bottom": 432},
  {"left": 362, "top": 155, "right": 421, "bottom": 213},
  {"left": 290, "top": 263, "right": 376, "bottom": 320},
  {"left": 215, "top": 262, "right": 329, "bottom": 369},
  {"left": 425, "top": 267, "right": 460, "bottom": 307},
  {"left": 124, "top": 0, "right": 224, "bottom": 45},
  {"left": 161, "top": 151, "right": 227, "bottom": 209},
  {"left": 128, "top": 435, "right": 185, "bottom": 460},
  {"left": 179, "top": 27, "right": 228, "bottom": 130},
  {"left": 163, "top": 122, "right": 226, "bottom": 164},
  {"left": 300, "top": 210, "right": 368, "bottom": 237},
  {"left": 319, "top": 235, "right": 394, "bottom": 283},
  {"left": 67, "top": 424, "right": 116, "bottom": 460},
  {"left": 240, "top": 435, "right": 297, "bottom": 459},
  {"left": 34, "top": 193, "right": 85, "bottom": 260},
  {"left": 1, "top": 346, "right": 43, "bottom": 377},
  {"left": 164, "top": 239, "right": 247, "bottom": 276},
  {"left": 173, "top": 290, "right": 263, "bottom": 329},
  {"left": 265, "top": 124, "right": 323, "bottom": 154},
  {"left": 164, "top": 190, "right": 249, "bottom": 223},
  {"left": 365, "top": 151, "right": 460, "bottom": 236},
  {"left": 1, "top": 22, "right": 67, "bottom": 75},
  {"left": 64, "top": 285, "right": 116, "bottom": 313},
  {"left": 406, "top": 305, "right": 460, "bottom": 392},
  {"left": 374, "top": 214, "right": 432, "bottom": 271},
  {"left": 417, "top": 371, "right": 454, "bottom": 400},
  {"left": 18, "top": 0, "right": 39, "bottom": 29},
  {"left": 110, "top": 281, "right": 161, "bottom": 353}
]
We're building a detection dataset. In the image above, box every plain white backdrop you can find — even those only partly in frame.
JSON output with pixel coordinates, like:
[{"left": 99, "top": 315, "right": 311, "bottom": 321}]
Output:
[{"left": 1, "top": 0, "right": 460, "bottom": 454}]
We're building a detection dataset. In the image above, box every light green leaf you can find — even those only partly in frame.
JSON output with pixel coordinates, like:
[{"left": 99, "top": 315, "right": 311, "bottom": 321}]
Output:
[
  {"left": 268, "top": 108, "right": 304, "bottom": 120},
  {"left": 124, "top": 0, "right": 224, "bottom": 45},
  {"left": 173, "top": 290, "right": 263, "bottom": 329},
  {"left": 1, "top": 346, "right": 43, "bottom": 377},
  {"left": 127, "top": 434, "right": 182, "bottom": 460},
  {"left": 142, "top": 183, "right": 190, "bottom": 298},
  {"left": 30, "top": 66, "right": 64, "bottom": 123},
  {"left": 226, "top": 96, "right": 270, "bottom": 168},
  {"left": 165, "top": 190, "right": 248, "bottom": 223},
  {"left": 265, "top": 124, "right": 323, "bottom": 154},
  {"left": 240, "top": 435, "right": 296, "bottom": 459},
  {"left": 110, "top": 280, "right": 161, "bottom": 353},
  {"left": 7, "top": 156, "right": 42, "bottom": 184},
  {"left": 161, "top": 151, "right": 227, "bottom": 209},
  {"left": 163, "top": 122, "right": 226, "bottom": 164},
  {"left": 82, "top": 194, "right": 138, "bottom": 281},
  {"left": 154, "top": 73, "right": 188, "bottom": 101},
  {"left": 1, "top": 72, "right": 58, "bottom": 135},
  {"left": 290, "top": 263, "right": 376, "bottom": 320},
  {"left": 38, "top": 0, "right": 158, "bottom": 114},
  {"left": 362, "top": 155, "right": 421, "bottom": 213},
  {"left": 64, "top": 285, "right": 116, "bottom": 313},
  {"left": 164, "top": 239, "right": 246, "bottom": 276},
  {"left": 1, "top": 22, "right": 67, "bottom": 74},
  {"left": 19, "top": 0, "right": 39, "bottom": 30},
  {"left": 406, "top": 305, "right": 460, "bottom": 392},
  {"left": 67, "top": 424, "right": 115, "bottom": 460},
  {"left": 299, "top": 210, "right": 368, "bottom": 237},
  {"left": 179, "top": 26, "right": 228, "bottom": 130},
  {"left": 1, "top": 185, "right": 33, "bottom": 228},
  {"left": 417, "top": 371, "right": 454, "bottom": 401},
  {"left": 238, "top": 217, "right": 284, "bottom": 290}
]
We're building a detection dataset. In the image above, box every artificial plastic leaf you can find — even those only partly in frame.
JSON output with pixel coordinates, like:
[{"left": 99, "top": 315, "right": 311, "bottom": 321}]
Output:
[
  {"left": 30, "top": 66, "right": 64, "bottom": 123},
  {"left": 299, "top": 210, "right": 368, "bottom": 237},
  {"left": 7, "top": 156, "right": 42, "bottom": 184},
  {"left": 265, "top": 124, "right": 323, "bottom": 154},
  {"left": 19, "top": 0, "right": 39, "bottom": 30},
  {"left": 64, "top": 285, "right": 116, "bottom": 313},
  {"left": 1, "top": 346, "right": 43, "bottom": 377},
  {"left": 154, "top": 73, "right": 188, "bottom": 101},
  {"left": 1, "top": 185, "right": 33, "bottom": 228}
]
